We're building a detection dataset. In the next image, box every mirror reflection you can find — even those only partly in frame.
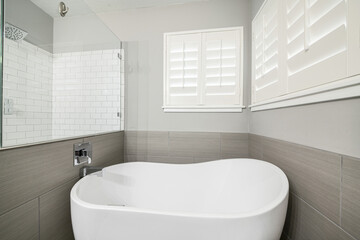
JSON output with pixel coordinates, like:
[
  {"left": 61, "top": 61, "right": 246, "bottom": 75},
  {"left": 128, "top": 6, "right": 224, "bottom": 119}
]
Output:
[{"left": 1, "top": 0, "right": 124, "bottom": 147}]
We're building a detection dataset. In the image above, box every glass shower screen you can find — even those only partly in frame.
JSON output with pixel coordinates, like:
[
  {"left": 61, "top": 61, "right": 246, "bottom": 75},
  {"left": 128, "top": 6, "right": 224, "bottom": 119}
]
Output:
[{"left": 1, "top": 0, "right": 124, "bottom": 148}]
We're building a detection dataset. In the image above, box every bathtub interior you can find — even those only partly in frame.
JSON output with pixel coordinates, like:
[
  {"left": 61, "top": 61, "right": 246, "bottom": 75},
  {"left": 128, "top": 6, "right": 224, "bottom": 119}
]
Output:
[{"left": 75, "top": 159, "right": 288, "bottom": 216}]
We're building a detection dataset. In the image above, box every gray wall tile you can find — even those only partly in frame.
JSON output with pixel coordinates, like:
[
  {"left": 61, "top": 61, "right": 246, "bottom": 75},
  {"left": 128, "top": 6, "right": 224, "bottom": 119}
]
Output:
[
  {"left": 262, "top": 137, "right": 341, "bottom": 224},
  {"left": 124, "top": 131, "right": 148, "bottom": 155},
  {"left": 0, "top": 131, "right": 124, "bottom": 239},
  {"left": 0, "top": 138, "right": 82, "bottom": 215},
  {"left": 285, "top": 193, "right": 354, "bottom": 240},
  {"left": 341, "top": 156, "right": 360, "bottom": 239},
  {"left": 0, "top": 199, "right": 39, "bottom": 240},
  {"left": 169, "top": 132, "right": 220, "bottom": 139},
  {"left": 40, "top": 178, "right": 78, "bottom": 240},
  {"left": 147, "top": 131, "right": 169, "bottom": 157},
  {"left": 220, "top": 132, "right": 249, "bottom": 140},
  {"left": 125, "top": 154, "right": 147, "bottom": 162},
  {"left": 249, "top": 134, "right": 263, "bottom": 160},
  {"left": 193, "top": 156, "right": 221, "bottom": 163},
  {"left": 147, "top": 155, "right": 193, "bottom": 164},
  {"left": 220, "top": 133, "right": 249, "bottom": 159},
  {"left": 125, "top": 131, "right": 251, "bottom": 163},
  {"left": 84, "top": 132, "right": 124, "bottom": 166},
  {"left": 168, "top": 132, "right": 221, "bottom": 159},
  {"left": 168, "top": 137, "right": 197, "bottom": 158}
]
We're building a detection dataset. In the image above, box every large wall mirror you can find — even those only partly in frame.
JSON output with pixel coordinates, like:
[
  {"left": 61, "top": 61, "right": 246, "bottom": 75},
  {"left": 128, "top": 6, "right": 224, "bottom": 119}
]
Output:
[{"left": 0, "top": 0, "right": 124, "bottom": 148}]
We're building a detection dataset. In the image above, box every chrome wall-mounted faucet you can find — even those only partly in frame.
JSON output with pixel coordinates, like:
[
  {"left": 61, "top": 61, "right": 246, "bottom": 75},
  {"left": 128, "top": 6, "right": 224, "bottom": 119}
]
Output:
[
  {"left": 79, "top": 166, "right": 103, "bottom": 178},
  {"left": 74, "top": 142, "right": 92, "bottom": 166}
]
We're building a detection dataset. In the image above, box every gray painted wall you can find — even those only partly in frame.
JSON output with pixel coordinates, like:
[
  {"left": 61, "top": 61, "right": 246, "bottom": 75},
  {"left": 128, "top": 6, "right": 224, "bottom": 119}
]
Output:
[
  {"left": 5, "top": 0, "right": 53, "bottom": 52},
  {"left": 250, "top": 0, "right": 360, "bottom": 158},
  {"left": 53, "top": 14, "right": 120, "bottom": 53},
  {"left": 250, "top": 99, "right": 360, "bottom": 158},
  {"left": 99, "top": 0, "right": 251, "bottom": 133},
  {"left": 251, "top": 0, "right": 265, "bottom": 19}
]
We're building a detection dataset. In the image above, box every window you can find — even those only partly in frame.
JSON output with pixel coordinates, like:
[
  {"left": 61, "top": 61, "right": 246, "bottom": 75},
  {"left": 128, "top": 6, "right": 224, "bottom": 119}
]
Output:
[
  {"left": 163, "top": 27, "right": 244, "bottom": 112},
  {"left": 251, "top": 0, "right": 360, "bottom": 111}
]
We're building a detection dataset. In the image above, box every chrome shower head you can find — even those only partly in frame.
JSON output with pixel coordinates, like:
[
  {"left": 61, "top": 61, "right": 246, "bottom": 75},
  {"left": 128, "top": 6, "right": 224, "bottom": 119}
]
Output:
[{"left": 5, "top": 23, "right": 28, "bottom": 41}]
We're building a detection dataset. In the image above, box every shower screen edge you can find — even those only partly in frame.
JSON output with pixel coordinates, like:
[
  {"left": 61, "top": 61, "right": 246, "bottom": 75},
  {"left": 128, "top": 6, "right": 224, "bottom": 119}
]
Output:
[{"left": 0, "top": 0, "right": 4, "bottom": 148}]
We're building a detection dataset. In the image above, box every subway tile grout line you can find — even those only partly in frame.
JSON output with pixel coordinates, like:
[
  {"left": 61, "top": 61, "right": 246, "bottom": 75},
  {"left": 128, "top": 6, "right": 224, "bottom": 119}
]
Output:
[{"left": 290, "top": 191, "right": 357, "bottom": 240}]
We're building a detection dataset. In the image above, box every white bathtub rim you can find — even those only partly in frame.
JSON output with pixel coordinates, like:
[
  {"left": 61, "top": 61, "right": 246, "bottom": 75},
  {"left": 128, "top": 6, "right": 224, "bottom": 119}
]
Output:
[{"left": 71, "top": 158, "right": 289, "bottom": 219}]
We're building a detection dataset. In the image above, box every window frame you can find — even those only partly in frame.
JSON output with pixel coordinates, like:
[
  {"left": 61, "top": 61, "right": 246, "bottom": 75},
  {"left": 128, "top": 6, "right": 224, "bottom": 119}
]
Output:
[{"left": 163, "top": 27, "right": 245, "bottom": 113}]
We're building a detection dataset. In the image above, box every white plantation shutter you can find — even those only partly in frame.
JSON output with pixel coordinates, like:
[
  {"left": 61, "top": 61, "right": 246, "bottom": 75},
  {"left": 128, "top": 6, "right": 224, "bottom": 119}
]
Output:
[
  {"left": 252, "top": 0, "right": 360, "bottom": 109},
  {"left": 348, "top": 0, "right": 360, "bottom": 77},
  {"left": 165, "top": 33, "right": 201, "bottom": 106},
  {"left": 252, "top": 0, "right": 286, "bottom": 103},
  {"left": 164, "top": 28, "right": 244, "bottom": 112},
  {"left": 286, "top": 0, "right": 347, "bottom": 92},
  {"left": 202, "top": 30, "right": 242, "bottom": 105},
  {"left": 252, "top": 15, "right": 264, "bottom": 104}
]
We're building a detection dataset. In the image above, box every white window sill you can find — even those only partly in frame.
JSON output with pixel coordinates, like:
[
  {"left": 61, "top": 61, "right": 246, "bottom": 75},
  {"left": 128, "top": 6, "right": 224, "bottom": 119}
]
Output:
[
  {"left": 249, "top": 74, "right": 360, "bottom": 111},
  {"left": 163, "top": 106, "right": 246, "bottom": 113}
]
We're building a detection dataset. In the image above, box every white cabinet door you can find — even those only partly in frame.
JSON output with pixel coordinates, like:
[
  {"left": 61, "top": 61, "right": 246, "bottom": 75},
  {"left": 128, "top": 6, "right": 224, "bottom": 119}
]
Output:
[
  {"left": 286, "top": 0, "right": 347, "bottom": 92},
  {"left": 165, "top": 33, "right": 202, "bottom": 106},
  {"left": 202, "top": 29, "right": 242, "bottom": 106},
  {"left": 252, "top": 0, "right": 286, "bottom": 103},
  {"left": 348, "top": 0, "right": 360, "bottom": 77}
]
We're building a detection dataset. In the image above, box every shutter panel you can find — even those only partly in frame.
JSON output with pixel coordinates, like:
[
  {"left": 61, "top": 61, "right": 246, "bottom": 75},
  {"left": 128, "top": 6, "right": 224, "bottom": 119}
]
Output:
[
  {"left": 202, "top": 30, "right": 242, "bottom": 105},
  {"left": 252, "top": 0, "right": 286, "bottom": 103},
  {"left": 348, "top": 0, "right": 360, "bottom": 77},
  {"left": 286, "top": 0, "right": 347, "bottom": 92},
  {"left": 252, "top": 13, "right": 264, "bottom": 103},
  {"left": 165, "top": 33, "right": 201, "bottom": 106}
]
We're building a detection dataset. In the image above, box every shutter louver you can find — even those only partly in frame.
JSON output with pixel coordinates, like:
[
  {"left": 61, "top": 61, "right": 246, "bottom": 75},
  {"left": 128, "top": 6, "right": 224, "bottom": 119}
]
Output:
[
  {"left": 202, "top": 30, "right": 241, "bottom": 105},
  {"left": 252, "top": 0, "right": 359, "bottom": 109},
  {"left": 166, "top": 33, "right": 201, "bottom": 106},
  {"left": 286, "top": 0, "right": 347, "bottom": 92},
  {"left": 348, "top": 0, "right": 360, "bottom": 77},
  {"left": 252, "top": 0, "right": 286, "bottom": 103}
]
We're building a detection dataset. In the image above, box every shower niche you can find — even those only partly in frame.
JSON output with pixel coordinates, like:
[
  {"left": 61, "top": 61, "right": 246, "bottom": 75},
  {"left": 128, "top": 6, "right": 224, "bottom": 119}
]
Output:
[{"left": 1, "top": 0, "right": 124, "bottom": 148}]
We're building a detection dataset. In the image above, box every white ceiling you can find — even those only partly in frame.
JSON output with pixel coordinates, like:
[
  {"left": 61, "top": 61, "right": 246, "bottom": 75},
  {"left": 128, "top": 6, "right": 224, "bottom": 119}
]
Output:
[
  {"left": 31, "top": 0, "right": 93, "bottom": 18},
  {"left": 31, "top": 0, "right": 208, "bottom": 18}
]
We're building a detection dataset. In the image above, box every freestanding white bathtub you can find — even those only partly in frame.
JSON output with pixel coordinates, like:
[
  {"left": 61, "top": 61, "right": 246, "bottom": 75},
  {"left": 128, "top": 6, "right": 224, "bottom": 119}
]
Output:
[{"left": 71, "top": 159, "right": 289, "bottom": 240}]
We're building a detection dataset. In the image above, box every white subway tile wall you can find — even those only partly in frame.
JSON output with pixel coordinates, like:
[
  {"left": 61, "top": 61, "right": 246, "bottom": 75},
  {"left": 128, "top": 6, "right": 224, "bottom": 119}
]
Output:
[
  {"left": 2, "top": 39, "right": 124, "bottom": 147},
  {"left": 52, "top": 49, "right": 122, "bottom": 138},
  {"left": 3, "top": 39, "right": 53, "bottom": 146}
]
